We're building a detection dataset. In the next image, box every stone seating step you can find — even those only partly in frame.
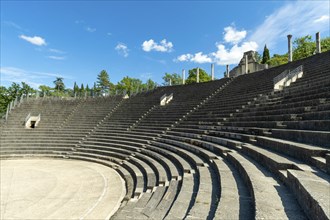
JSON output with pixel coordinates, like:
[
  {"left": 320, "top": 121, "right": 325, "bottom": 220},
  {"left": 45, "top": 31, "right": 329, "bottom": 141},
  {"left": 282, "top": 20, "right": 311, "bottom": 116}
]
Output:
[
  {"left": 137, "top": 121, "right": 174, "bottom": 126},
  {"left": 185, "top": 166, "right": 215, "bottom": 219},
  {"left": 0, "top": 150, "right": 68, "bottom": 158},
  {"left": 226, "top": 151, "right": 306, "bottom": 219},
  {"left": 302, "top": 110, "right": 330, "bottom": 120},
  {"left": 134, "top": 151, "right": 169, "bottom": 185},
  {"left": 127, "top": 155, "right": 157, "bottom": 191},
  {"left": 0, "top": 138, "right": 79, "bottom": 144},
  {"left": 256, "top": 136, "right": 330, "bottom": 170},
  {"left": 147, "top": 143, "right": 193, "bottom": 176},
  {"left": 0, "top": 142, "right": 76, "bottom": 149},
  {"left": 286, "top": 169, "right": 330, "bottom": 220},
  {"left": 165, "top": 175, "right": 194, "bottom": 219},
  {"left": 283, "top": 120, "right": 330, "bottom": 131},
  {"left": 213, "top": 157, "right": 254, "bottom": 219},
  {"left": 201, "top": 134, "right": 243, "bottom": 150},
  {"left": 247, "top": 98, "right": 328, "bottom": 113},
  {"left": 160, "top": 134, "right": 220, "bottom": 161},
  {"left": 311, "top": 156, "right": 327, "bottom": 173},
  {"left": 87, "top": 135, "right": 149, "bottom": 144},
  {"left": 130, "top": 128, "right": 164, "bottom": 134},
  {"left": 92, "top": 131, "right": 155, "bottom": 141},
  {"left": 134, "top": 125, "right": 169, "bottom": 131},
  {"left": 141, "top": 186, "right": 167, "bottom": 217},
  {"left": 112, "top": 193, "right": 151, "bottom": 219},
  {"left": 139, "top": 148, "right": 178, "bottom": 181},
  {"left": 269, "top": 85, "right": 330, "bottom": 102},
  {"left": 71, "top": 150, "right": 144, "bottom": 198},
  {"left": 169, "top": 132, "right": 233, "bottom": 156},
  {"left": 280, "top": 91, "right": 330, "bottom": 104},
  {"left": 95, "top": 129, "right": 158, "bottom": 138},
  {"left": 170, "top": 127, "right": 208, "bottom": 134},
  {"left": 240, "top": 143, "right": 321, "bottom": 181},
  {"left": 157, "top": 138, "right": 207, "bottom": 167},
  {"left": 83, "top": 138, "right": 144, "bottom": 148},
  {"left": 270, "top": 128, "right": 330, "bottom": 148},
  {"left": 326, "top": 154, "right": 330, "bottom": 174},
  {"left": 67, "top": 154, "right": 135, "bottom": 201},
  {"left": 147, "top": 180, "right": 179, "bottom": 219},
  {"left": 76, "top": 144, "right": 159, "bottom": 190}
]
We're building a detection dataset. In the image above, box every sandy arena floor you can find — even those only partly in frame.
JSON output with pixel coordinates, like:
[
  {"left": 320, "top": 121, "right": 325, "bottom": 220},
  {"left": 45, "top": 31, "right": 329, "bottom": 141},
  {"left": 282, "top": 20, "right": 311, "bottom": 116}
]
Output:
[{"left": 0, "top": 159, "right": 126, "bottom": 220}]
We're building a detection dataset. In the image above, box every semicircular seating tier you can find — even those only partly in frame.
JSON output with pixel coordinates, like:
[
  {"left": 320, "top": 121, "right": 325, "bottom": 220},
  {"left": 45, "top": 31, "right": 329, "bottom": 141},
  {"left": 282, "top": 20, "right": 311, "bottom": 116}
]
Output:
[{"left": 1, "top": 51, "right": 330, "bottom": 220}]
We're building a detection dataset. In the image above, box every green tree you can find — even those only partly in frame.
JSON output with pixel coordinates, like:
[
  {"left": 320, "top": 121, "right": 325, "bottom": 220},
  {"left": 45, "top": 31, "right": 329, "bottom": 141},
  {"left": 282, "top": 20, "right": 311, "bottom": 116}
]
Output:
[
  {"left": 73, "top": 82, "right": 79, "bottom": 95},
  {"left": 117, "top": 76, "right": 143, "bottom": 96},
  {"left": 292, "top": 35, "right": 315, "bottom": 61},
  {"left": 255, "top": 51, "right": 262, "bottom": 64},
  {"left": 21, "top": 82, "right": 35, "bottom": 97},
  {"left": 39, "top": 85, "right": 52, "bottom": 97},
  {"left": 80, "top": 83, "right": 85, "bottom": 95},
  {"left": 292, "top": 35, "right": 330, "bottom": 60},
  {"left": 145, "top": 79, "right": 157, "bottom": 90},
  {"left": 0, "top": 86, "right": 10, "bottom": 117},
  {"left": 186, "top": 68, "right": 211, "bottom": 84},
  {"left": 261, "top": 45, "right": 270, "bottom": 64},
  {"left": 267, "top": 54, "right": 288, "bottom": 66},
  {"left": 97, "top": 70, "right": 111, "bottom": 95},
  {"left": 109, "top": 82, "right": 116, "bottom": 95},
  {"left": 92, "top": 82, "right": 99, "bottom": 96},
  {"left": 162, "top": 73, "right": 182, "bottom": 86},
  {"left": 53, "top": 77, "right": 65, "bottom": 92},
  {"left": 320, "top": 37, "right": 330, "bottom": 52}
]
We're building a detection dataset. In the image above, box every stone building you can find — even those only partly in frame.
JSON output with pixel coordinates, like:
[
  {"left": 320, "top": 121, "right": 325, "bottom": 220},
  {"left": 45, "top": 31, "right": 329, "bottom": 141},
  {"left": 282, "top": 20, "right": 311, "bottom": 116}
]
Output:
[{"left": 229, "top": 51, "right": 268, "bottom": 77}]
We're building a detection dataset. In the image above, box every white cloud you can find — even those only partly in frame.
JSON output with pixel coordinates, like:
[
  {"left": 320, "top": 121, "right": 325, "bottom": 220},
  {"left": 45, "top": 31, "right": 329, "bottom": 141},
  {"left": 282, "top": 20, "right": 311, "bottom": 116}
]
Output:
[
  {"left": 47, "top": 56, "right": 66, "bottom": 60},
  {"left": 314, "top": 15, "right": 330, "bottom": 23},
  {"left": 75, "top": 20, "right": 84, "bottom": 24},
  {"left": 224, "top": 26, "right": 247, "bottom": 44},
  {"left": 176, "top": 25, "right": 258, "bottom": 65},
  {"left": 49, "top": 48, "right": 66, "bottom": 54},
  {"left": 115, "top": 43, "right": 129, "bottom": 57},
  {"left": 142, "top": 39, "right": 173, "bottom": 52},
  {"left": 212, "top": 41, "right": 258, "bottom": 65},
  {"left": 176, "top": 52, "right": 212, "bottom": 64},
  {"left": 249, "top": 1, "right": 330, "bottom": 49},
  {"left": 3, "top": 21, "right": 25, "bottom": 31},
  {"left": 0, "top": 67, "right": 69, "bottom": 89},
  {"left": 85, "top": 27, "right": 96, "bottom": 32},
  {"left": 177, "top": 54, "right": 193, "bottom": 62},
  {"left": 19, "top": 35, "right": 46, "bottom": 46},
  {"left": 191, "top": 52, "right": 213, "bottom": 63}
]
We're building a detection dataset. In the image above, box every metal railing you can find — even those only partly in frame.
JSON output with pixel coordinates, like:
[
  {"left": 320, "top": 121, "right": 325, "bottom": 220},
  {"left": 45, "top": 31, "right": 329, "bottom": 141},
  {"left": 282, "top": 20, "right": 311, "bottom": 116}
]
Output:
[
  {"left": 273, "top": 65, "right": 303, "bottom": 90},
  {"left": 160, "top": 93, "right": 174, "bottom": 106},
  {"left": 24, "top": 113, "right": 31, "bottom": 125},
  {"left": 160, "top": 94, "right": 167, "bottom": 106}
]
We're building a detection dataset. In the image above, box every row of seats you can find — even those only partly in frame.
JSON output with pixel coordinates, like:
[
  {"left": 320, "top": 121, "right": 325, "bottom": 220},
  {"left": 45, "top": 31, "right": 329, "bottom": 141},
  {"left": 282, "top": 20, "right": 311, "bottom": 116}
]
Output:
[{"left": 0, "top": 51, "right": 329, "bottom": 219}]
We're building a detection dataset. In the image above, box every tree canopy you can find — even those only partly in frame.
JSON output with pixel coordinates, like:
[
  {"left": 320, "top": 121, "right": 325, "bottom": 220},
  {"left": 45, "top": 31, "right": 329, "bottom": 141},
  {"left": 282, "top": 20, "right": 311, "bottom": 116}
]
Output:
[
  {"left": 53, "top": 77, "right": 65, "bottom": 91},
  {"left": 267, "top": 35, "right": 330, "bottom": 67},
  {"left": 162, "top": 73, "right": 182, "bottom": 86},
  {"left": 97, "top": 70, "right": 111, "bottom": 95},
  {"left": 0, "top": 82, "right": 37, "bottom": 117},
  {"left": 261, "top": 45, "right": 270, "bottom": 64},
  {"left": 186, "top": 68, "right": 211, "bottom": 84}
]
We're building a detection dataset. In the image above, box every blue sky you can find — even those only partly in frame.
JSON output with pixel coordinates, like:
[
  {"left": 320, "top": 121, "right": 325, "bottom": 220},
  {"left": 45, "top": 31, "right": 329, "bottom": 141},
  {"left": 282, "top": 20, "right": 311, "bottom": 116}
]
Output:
[{"left": 1, "top": 0, "right": 329, "bottom": 89}]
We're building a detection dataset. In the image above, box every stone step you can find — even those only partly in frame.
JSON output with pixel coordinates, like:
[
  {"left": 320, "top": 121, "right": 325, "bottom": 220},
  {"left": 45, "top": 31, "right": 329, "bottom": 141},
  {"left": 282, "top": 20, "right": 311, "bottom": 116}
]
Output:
[
  {"left": 287, "top": 169, "right": 330, "bottom": 220},
  {"left": 226, "top": 151, "right": 306, "bottom": 219}
]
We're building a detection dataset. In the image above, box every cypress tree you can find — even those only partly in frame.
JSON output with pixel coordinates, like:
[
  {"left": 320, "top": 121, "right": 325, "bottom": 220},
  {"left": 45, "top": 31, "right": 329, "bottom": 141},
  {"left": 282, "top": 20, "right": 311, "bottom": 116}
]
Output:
[{"left": 261, "top": 44, "right": 270, "bottom": 64}]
